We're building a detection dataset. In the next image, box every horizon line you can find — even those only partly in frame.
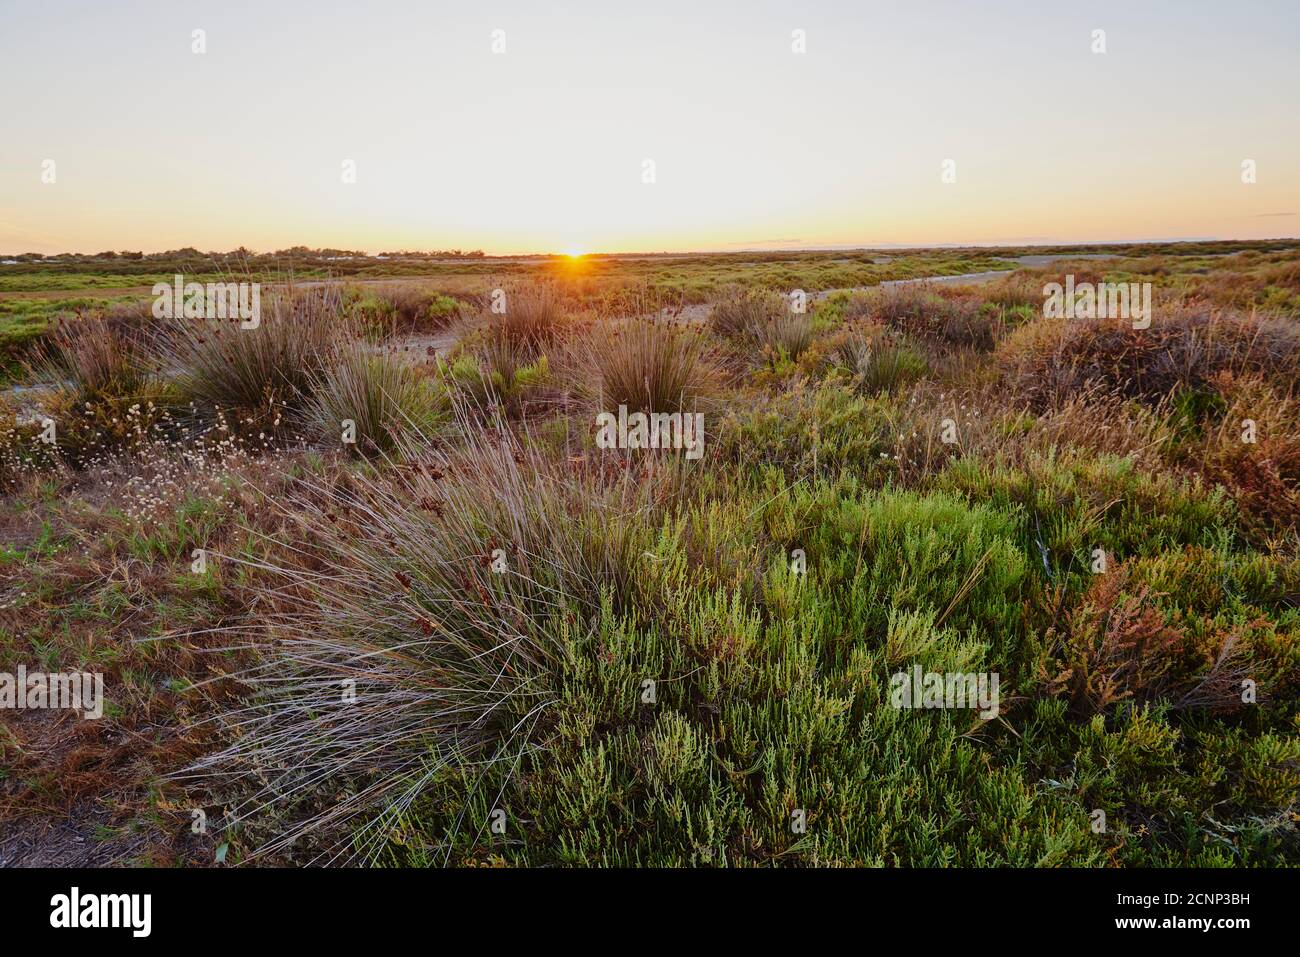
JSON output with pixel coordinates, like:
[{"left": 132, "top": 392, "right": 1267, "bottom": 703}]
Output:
[{"left": 6, "top": 235, "right": 1300, "bottom": 261}]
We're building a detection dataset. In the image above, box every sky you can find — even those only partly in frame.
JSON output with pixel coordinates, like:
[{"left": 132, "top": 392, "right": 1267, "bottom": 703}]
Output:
[{"left": 1, "top": 0, "right": 1297, "bottom": 255}]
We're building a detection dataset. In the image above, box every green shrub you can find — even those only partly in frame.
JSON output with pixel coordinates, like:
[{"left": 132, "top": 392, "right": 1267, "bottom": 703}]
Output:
[
  {"left": 781, "top": 482, "right": 1031, "bottom": 665},
  {"left": 715, "top": 379, "right": 900, "bottom": 482},
  {"left": 936, "top": 450, "right": 1237, "bottom": 580},
  {"left": 377, "top": 479, "right": 1089, "bottom": 867},
  {"left": 445, "top": 332, "right": 551, "bottom": 418},
  {"left": 349, "top": 283, "right": 461, "bottom": 335},
  {"left": 1020, "top": 701, "right": 1298, "bottom": 866}
]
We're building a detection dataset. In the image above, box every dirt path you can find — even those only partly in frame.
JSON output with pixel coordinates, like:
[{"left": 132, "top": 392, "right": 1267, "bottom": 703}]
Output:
[
  {"left": 377, "top": 329, "right": 460, "bottom": 363},
  {"left": 651, "top": 253, "right": 1123, "bottom": 324},
  {"left": 653, "top": 264, "right": 1034, "bottom": 325}
]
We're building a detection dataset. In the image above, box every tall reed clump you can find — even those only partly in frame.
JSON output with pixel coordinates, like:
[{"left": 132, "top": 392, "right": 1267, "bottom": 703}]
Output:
[
  {"left": 709, "top": 286, "right": 815, "bottom": 363},
  {"left": 490, "top": 282, "right": 567, "bottom": 352},
  {"left": 757, "top": 311, "right": 816, "bottom": 364},
  {"left": 160, "top": 287, "right": 348, "bottom": 415},
  {"left": 303, "top": 343, "right": 445, "bottom": 456},
  {"left": 439, "top": 282, "right": 568, "bottom": 420},
  {"left": 27, "top": 311, "right": 154, "bottom": 402},
  {"left": 829, "top": 324, "right": 928, "bottom": 395},
  {"left": 184, "top": 418, "right": 659, "bottom": 862},
  {"left": 582, "top": 318, "right": 718, "bottom": 414},
  {"left": 709, "top": 286, "right": 786, "bottom": 341}
]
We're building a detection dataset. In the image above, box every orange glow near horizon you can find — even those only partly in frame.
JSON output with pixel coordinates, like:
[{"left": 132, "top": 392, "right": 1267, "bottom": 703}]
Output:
[{"left": 1, "top": 3, "right": 1298, "bottom": 256}]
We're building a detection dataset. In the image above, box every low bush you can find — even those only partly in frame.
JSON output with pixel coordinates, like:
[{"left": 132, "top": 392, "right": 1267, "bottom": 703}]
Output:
[
  {"left": 999, "top": 305, "right": 1300, "bottom": 409},
  {"left": 444, "top": 331, "right": 552, "bottom": 419},
  {"left": 851, "top": 284, "right": 1002, "bottom": 349},
  {"left": 350, "top": 283, "right": 462, "bottom": 335}
]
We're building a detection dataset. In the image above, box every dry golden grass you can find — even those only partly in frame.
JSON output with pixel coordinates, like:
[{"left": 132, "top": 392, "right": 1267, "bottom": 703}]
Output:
[
  {"left": 566, "top": 317, "right": 723, "bottom": 414},
  {"left": 26, "top": 312, "right": 155, "bottom": 402},
  {"left": 998, "top": 304, "right": 1300, "bottom": 409}
]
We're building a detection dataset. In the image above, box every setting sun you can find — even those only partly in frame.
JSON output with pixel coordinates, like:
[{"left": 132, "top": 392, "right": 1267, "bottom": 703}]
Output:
[{"left": 1, "top": 0, "right": 1298, "bottom": 899}]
